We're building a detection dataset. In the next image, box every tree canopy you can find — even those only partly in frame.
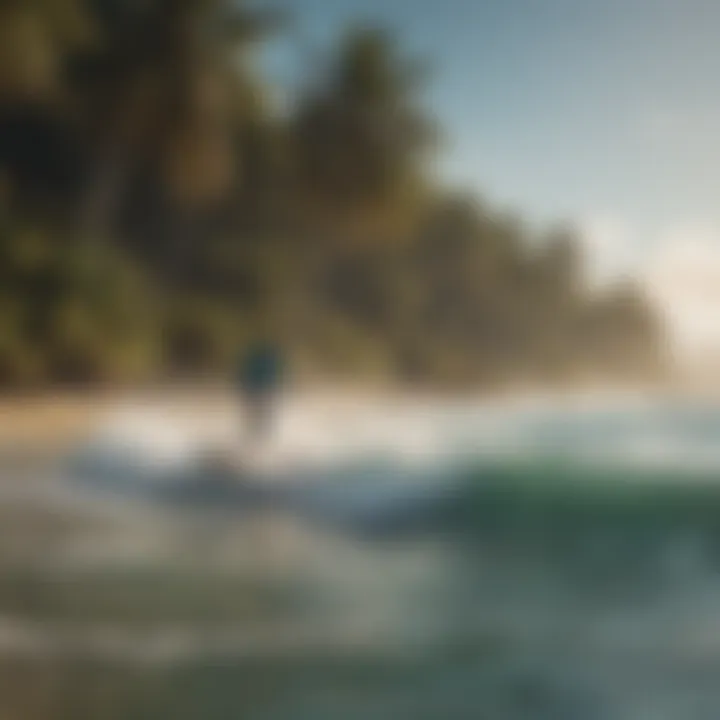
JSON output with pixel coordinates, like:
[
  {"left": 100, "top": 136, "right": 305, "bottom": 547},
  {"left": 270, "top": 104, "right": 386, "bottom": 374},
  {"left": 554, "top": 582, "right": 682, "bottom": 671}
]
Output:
[{"left": 0, "top": 2, "right": 667, "bottom": 388}]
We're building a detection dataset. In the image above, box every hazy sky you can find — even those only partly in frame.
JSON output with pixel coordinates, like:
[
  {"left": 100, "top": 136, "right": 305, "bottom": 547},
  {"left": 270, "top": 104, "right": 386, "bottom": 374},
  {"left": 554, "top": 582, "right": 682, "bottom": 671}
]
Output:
[{"left": 265, "top": 0, "right": 720, "bottom": 357}]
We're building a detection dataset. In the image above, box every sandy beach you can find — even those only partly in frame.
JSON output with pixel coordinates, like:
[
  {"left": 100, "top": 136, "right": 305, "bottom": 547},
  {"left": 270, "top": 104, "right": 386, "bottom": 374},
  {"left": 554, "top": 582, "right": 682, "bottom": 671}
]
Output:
[{"left": 0, "top": 376, "right": 697, "bottom": 453}]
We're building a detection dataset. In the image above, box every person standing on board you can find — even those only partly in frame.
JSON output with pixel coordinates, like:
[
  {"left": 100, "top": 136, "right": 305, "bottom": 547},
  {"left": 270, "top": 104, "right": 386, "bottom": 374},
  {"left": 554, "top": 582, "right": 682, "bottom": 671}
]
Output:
[{"left": 236, "top": 338, "right": 286, "bottom": 450}]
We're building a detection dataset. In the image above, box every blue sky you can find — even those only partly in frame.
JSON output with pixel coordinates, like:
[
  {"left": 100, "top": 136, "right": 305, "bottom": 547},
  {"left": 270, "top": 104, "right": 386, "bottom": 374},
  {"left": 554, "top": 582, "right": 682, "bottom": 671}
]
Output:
[
  {"left": 261, "top": 0, "right": 719, "bottom": 229},
  {"left": 260, "top": 0, "right": 720, "bottom": 355}
]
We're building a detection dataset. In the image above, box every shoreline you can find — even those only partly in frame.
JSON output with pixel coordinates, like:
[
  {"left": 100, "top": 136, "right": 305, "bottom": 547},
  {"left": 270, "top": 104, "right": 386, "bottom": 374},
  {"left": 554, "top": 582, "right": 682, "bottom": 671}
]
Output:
[{"left": 0, "top": 374, "right": 716, "bottom": 450}]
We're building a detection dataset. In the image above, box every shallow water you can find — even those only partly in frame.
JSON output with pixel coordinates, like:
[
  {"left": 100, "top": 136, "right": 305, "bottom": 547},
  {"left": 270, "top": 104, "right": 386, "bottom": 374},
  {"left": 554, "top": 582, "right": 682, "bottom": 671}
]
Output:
[{"left": 6, "top": 392, "right": 720, "bottom": 719}]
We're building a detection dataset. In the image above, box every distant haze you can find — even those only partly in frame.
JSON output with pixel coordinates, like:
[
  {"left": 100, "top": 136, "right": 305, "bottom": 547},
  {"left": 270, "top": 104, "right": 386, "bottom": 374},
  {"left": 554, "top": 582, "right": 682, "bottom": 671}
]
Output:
[{"left": 579, "top": 220, "right": 720, "bottom": 364}]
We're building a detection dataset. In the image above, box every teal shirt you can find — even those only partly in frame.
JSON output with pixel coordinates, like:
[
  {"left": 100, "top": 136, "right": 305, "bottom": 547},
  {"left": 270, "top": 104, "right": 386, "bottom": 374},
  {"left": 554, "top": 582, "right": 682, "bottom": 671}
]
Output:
[{"left": 237, "top": 344, "right": 283, "bottom": 395}]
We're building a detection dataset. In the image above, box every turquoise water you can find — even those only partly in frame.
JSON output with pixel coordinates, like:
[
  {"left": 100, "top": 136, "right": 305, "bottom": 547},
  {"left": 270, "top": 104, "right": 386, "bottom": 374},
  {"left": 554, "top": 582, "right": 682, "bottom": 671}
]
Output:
[{"left": 7, "top": 395, "right": 720, "bottom": 719}]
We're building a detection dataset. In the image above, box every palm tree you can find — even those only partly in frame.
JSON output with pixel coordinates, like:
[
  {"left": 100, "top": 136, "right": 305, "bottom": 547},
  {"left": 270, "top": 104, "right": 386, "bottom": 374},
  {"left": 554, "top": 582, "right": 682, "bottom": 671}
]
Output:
[
  {"left": 73, "top": 0, "right": 282, "bottom": 247},
  {"left": 292, "top": 25, "right": 437, "bottom": 244},
  {"left": 0, "top": 0, "right": 93, "bottom": 104}
]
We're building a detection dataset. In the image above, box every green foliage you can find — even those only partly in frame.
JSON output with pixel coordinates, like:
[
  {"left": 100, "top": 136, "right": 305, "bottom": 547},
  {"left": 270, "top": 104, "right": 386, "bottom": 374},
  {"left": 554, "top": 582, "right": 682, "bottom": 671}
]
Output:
[
  {"left": 0, "top": 4, "right": 667, "bottom": 389},
  {"left": 0, "top": 218, "right": 161, "bottom": 386},
  {"left": 163, "top": 297, "right": 241, "bottom": 376},
  {"left": 291, "top": 26, "right": 435, "bottom": 243}
]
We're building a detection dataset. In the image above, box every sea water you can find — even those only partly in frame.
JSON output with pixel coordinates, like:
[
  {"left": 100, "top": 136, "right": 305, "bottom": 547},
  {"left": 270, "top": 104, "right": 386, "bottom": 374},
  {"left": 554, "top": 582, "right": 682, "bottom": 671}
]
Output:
[{"left": 4, "top": 391, "right": 720, "bottom": 719}]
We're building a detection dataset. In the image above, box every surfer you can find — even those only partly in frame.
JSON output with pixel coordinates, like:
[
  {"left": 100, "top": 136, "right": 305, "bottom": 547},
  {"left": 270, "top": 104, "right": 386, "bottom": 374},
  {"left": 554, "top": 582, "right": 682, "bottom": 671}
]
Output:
[{"left": 236, "top": 339, "right": 285, "bottom": 449}]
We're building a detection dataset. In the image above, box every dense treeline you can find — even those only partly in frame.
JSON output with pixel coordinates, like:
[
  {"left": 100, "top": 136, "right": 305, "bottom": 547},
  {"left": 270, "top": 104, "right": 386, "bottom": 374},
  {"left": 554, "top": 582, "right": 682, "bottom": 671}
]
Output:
[{"left": 0, "top": 0, "right": 666, "bottom": 388}]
